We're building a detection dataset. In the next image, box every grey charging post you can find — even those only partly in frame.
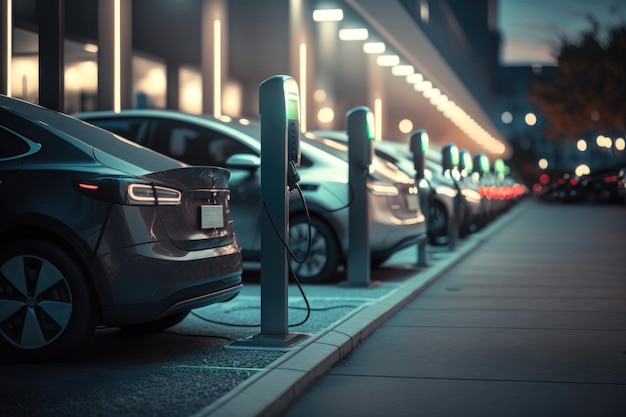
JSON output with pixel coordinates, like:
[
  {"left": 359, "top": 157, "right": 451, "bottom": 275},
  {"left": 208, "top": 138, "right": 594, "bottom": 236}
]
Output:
[
  {"left": 228, "top": 75, "right": 308, "bottom": 350},
  {"left": 345, "top": 106, "right": 375, "bottom": 286},
  {"left": 441, "top": 142, "right": 460, "bottom": 251},
  {"left": 410, "top": 129, "right": 429, "bottom": 267}
]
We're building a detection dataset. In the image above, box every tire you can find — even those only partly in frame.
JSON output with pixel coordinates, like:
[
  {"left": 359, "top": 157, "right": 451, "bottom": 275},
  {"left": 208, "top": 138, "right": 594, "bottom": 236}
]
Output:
[
  {"left": 0, "top": 239, "right": 98, "bottom": 362},
  {"left": 428, "top": 201, "right": 449, "bottom": 246},
  {"left": 289, "top": 216, "right": 341, "bottom": 283},
  {"left": 119, "top": 311, "right": 190, "bottom": 333}
]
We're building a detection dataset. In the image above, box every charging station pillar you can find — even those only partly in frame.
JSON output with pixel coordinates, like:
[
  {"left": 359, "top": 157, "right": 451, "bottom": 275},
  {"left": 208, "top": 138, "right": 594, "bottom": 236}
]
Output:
[
  {"left": 228, "top": 75, "right": 308, "bottom": 350},
  {"left": 345, "top": 106, "right": 374, "bottom": 286},
  {"left": 410, "top": 130, "right": 429, "bottom": 267},
  {"left": 442, "top": 143, "right": 460, "bottom": 251}
]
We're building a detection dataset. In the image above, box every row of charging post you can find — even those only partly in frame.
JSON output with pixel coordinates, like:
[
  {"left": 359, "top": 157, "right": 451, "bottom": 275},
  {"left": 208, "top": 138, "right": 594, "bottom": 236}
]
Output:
[
  {"left": 229, "top": 74, "right": 520, "bottom": 350},
  {"left": 229, "top": 75, "right": 390, "bottom": 349}
]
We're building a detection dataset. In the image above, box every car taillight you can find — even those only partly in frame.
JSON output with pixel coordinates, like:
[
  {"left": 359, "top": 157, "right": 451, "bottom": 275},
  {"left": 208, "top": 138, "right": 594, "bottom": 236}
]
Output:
[
  {"left": 604, "top": 175, "right": 618, "bottom": 183},
  {"left": 366, "top": 180, "right": 399, "bottom": 196},
  {"left": 77, "top": 179, "right": 181, "bottom": 206},
  {"left": 127, "top": 184, "right": 181, "bottom": 205}
]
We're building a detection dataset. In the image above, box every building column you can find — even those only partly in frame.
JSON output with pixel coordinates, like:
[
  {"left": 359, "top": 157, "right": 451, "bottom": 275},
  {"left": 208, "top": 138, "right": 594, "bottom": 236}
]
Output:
[
  {"left": 201, "top": 0, "right": 227, "bottom": 116},
  {"left": 98, "top": 0, "right": 132, "bottom": 111},
  {"left": 37, "top": 0, "right": 64, "bottom": 111},
  {"left": 166, "top": 62, "right": 179, "bottom": 110},
  {"left": 1, "top": 0, "right": 10, "bottom": 96}
]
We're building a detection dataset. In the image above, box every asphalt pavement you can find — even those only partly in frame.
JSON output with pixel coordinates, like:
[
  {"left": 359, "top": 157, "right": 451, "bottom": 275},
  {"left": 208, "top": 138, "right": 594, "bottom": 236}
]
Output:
[
  {"left": 0, "top": 196, "right": 507, "bottom": 417},
  {"left": 4, "top": 198, "right": 624, "bottom": 417},
  {"left": 198, "top": 199, "right": 626, "bottom": 417}
]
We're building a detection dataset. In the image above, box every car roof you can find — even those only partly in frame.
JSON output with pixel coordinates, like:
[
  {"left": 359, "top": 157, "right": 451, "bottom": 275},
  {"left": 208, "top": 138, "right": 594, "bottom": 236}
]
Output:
[
  {"left": 2, "top": 95, "right": 185, "bottom": 174},
  {"left": 75, "top": 109, "right": 349, "bottom": 169}
]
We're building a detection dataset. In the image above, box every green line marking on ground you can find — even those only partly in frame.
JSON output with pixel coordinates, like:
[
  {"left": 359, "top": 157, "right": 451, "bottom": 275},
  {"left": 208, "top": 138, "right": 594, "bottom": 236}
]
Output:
[{"left": 166, "top": 364, "right": 265, "bottom": 372}]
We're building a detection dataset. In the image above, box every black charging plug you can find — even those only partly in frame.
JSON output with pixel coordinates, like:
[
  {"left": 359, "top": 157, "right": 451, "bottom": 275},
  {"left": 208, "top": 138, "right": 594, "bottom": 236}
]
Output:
[{"left": 288, "top": 160, "right": 301, "bottom": 191}]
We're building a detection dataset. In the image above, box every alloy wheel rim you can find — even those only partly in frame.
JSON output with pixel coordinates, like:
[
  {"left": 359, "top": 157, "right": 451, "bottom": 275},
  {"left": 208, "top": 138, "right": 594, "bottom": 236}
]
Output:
[
  {"left": 0, "top": 255, "right": 73, "bottom": 349},
  {"left": 289, "top": 223, "right": 328, "bottom": 278}
]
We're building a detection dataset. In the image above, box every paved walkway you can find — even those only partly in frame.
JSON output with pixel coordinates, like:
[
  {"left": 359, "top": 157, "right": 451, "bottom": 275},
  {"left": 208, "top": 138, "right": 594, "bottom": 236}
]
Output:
[
  {"left": 283, "top": 200, "right": 626, "bottom": 417},
  {"left": 197, "top": 199, "right": 626, "bottom": 417}
]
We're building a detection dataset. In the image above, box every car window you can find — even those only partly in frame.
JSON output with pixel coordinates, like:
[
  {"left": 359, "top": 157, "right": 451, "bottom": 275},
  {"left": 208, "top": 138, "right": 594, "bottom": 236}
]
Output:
[
  {"left": 85, "top": 117, "right": 149, "bottom": 145},
  {"left": 0, "top": 99, "right": 183, "bottom": 173},
  {"left": 151, "top": 119, "right": 254, "bottom": 166},
  {"left": 0, "top": 126, "right": 34, "bottom": 159}
]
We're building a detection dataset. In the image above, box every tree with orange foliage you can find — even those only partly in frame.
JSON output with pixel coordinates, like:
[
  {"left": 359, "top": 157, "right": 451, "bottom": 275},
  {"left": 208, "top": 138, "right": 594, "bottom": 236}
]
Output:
[{"left": 529, "top": 18, "right": 626, "bottom": 142}]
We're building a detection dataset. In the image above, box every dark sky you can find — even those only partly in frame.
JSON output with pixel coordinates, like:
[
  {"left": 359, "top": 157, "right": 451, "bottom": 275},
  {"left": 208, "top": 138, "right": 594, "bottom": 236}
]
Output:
[{"left": 497, "top": 0, "right": 624, "bottom": 65}]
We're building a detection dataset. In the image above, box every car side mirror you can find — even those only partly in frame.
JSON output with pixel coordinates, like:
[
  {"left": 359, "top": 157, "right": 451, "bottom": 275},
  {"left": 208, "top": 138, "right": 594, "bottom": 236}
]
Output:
[{"left": 225, "top": 153, "right": 260, "bottom": 171}]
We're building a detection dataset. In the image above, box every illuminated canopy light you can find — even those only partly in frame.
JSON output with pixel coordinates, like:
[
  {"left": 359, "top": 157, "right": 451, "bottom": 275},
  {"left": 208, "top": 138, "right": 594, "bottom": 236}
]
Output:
[
  {"left": 376, "top": 55, "right": 400, "bottom": 66},
  {"left": 398, "top": 119, "right": 413, "bottom": 134},
  {"left": 406, "top": 73, "right": 423, "bottom": 84},
  {"left": 318, "top": 107, "right": 334, "bottom": 124},
  {"left": 423, "top": 87, "right": 440, "bottom": 99},
  {"left": 339, "top": 28, "right": 368, "bottom": 41},
  {"left": 616, "top": 137, "right": 625, "bottom": 151},
  {"left": 391, "top": 65, "right": 414, "bottom": 76},
  {"left": 575, "top": 164, "right": 591, "bottom": 177},
  {"left": 577, "top": 139, "right": 587, "bottom": 151},
  {"left": 596, "top": 134, "right": 612, "bottom": 148},
  {"left": 413, "top": 80, "right": 432, "bottom": 92},
  {"left": 538, "top": 158, "right": 548, "bottom": 169},
  {"left": 525, "top": 112, "right": 537, "bottom": 126},
  {"left": 501, "top": 111, "right": 513, "bottom": 124},
  {"left": 363, "top": 42, "right": 385, "bottom": 54},
  {"left": 312, "top": 9, "right": 344, "bottom": 22},
  {"left": 432, "top": 94, "right": 448, "bottom": 107},
  {"left": 84, "top": 43, "right": 98, "bottom": 53}
]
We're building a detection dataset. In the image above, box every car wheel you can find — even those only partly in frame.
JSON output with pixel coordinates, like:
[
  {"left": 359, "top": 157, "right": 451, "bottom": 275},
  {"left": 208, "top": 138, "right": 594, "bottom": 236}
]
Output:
[
  {"left": 289, "top": 216, "right": 341, "bottom": 283},
  {"left": 428, "top": 201, "right": 449, "bottom": 246},
  {"left": 119, "top": 311, "right": 190, "bottom": 333},
  {"left": 0, "top": 239, "right": 98, "bottom": 362}
]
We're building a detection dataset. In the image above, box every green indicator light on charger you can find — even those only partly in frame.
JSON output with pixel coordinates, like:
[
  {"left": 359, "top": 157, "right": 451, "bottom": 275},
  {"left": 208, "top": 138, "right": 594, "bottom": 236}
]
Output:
[
  {"left": 365, "top": 111, "right": 375, "bottom": 141},
  {"left": 284, "top": 78, "right": 300, "bottom": 121},
  {"left": 421, "top": 132, "right": 429, "bottom": 153}
]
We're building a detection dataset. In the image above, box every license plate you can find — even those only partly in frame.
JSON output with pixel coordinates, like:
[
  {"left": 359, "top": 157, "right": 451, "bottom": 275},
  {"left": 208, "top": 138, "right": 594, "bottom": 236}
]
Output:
[
  {"left": 200, "top": 205, "right": 224, "bottom": 229},
  {"left": 406, "top": 195, "right": 419, "bottom": 211}
]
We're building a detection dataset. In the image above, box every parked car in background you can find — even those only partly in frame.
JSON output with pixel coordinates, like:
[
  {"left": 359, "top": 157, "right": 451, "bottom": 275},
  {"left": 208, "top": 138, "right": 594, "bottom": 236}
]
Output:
[
  {"left": 75, "top": 110, "right": 427, "bottom": 283},
  {"left": 540, "top": 174, "right": 585, "bottom": 203},
  {"left": 540, "top": 167, "right": 623, "bottom": 205},
  {"left": 0, "top": 95, "right": 243, "bottom": 361},
  {"left": 580, "top": 166, "right": 624, "bottom": 204},
  {"left": 309, "top": 131, "right": 474, "bottom": 245}
]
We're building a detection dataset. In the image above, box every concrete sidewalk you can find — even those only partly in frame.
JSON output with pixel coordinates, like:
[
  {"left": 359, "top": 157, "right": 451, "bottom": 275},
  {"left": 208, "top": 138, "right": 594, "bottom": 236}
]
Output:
[
  {"left": 282, "top": 200, "right": 626, "bottom": 417},
  {"left": 197, "top": 199, "right": 626, "bottom": 417}
]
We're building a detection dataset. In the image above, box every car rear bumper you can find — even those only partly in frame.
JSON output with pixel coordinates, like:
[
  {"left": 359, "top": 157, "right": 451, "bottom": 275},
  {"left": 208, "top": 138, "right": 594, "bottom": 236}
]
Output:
[{"left": 95, "top": 240, "right": 243, "bottom": 325}]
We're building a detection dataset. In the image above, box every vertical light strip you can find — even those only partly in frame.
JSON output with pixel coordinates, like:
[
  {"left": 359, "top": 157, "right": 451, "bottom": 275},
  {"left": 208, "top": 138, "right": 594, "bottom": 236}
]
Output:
[
  {"left": 374, "top": 98, "right": 382, "bottom": 140},
  {"left": 5, "top": 0, "right": 12, "bottom": 96},
  {"left": 213, "top": 19, "right": 222, "bottom": 118},
  {"left": 113, "top": 0, "right": 121, "bottom": 112},
  {"left": 299, "top": 42, "right": 307, "bottom": 132}
]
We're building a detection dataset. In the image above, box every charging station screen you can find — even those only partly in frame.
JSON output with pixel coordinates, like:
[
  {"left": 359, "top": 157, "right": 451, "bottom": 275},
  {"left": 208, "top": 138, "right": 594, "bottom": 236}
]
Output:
[
  {"left": 287, "top": 98, "right": 299, "bottom": 121},
  {"left": 421, "top": 132, "right": 429, "bottom": 153},
  {"left": 494, "top": 158, "right": 505, "bottom": 175},
  {"left": 480, "top": 155, "right": 490, "bottom": 173},
  {"left": 462, "top": 151, "right": 472, "bottom": 172},
  {"left": 365, "top": 111, "right": 375, "bottom": 141},
  {"left": 450, "top": 145, "right": 460, "bottom": 167}
]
